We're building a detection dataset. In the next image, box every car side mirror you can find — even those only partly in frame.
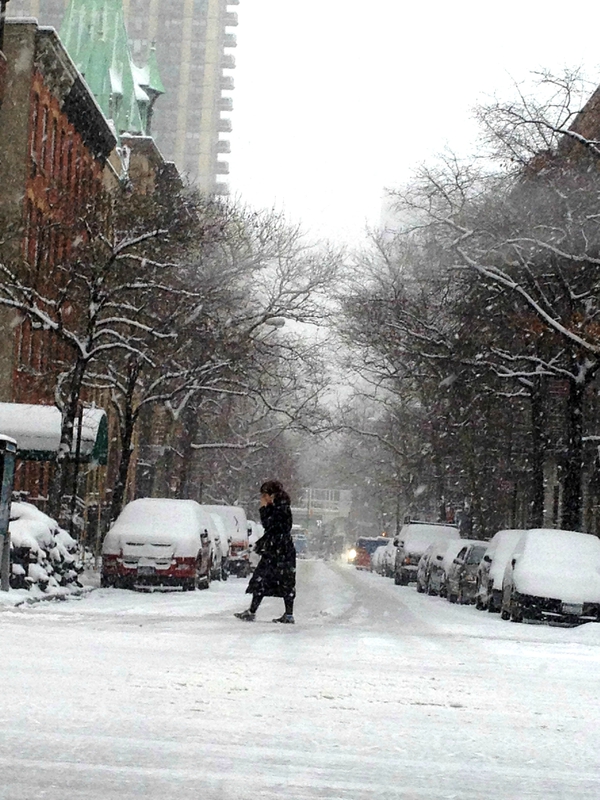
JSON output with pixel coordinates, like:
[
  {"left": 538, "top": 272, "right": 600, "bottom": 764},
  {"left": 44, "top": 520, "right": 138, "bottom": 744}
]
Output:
[
  {"left": 483, "top": 555, "right": 491, "bottom": 563},
  {"left": 453, "top": 558, "right": 460, "bottom": 564},
  {"left": 201, "top": 531, "right": 209, "bottom": 542},
  {"left": 393, "top": 538, "right": 399, "bottom": 547},
  {"left": 436, "top": 555, "right": 443, "bottom": 561},
  {"left": 511, "top": 557, "right": 516, "bottom": 568}
]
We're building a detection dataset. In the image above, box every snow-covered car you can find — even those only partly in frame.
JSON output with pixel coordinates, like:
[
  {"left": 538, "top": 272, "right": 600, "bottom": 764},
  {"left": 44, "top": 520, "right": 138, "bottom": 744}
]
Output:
[
  {"left": 101, "top": 499, "right": 212, "bottom": 590},
  {"left": 196, "top": 507, "right": 225, "bottom": 581},
  {"left": 416, "top": 543, "right": 437, "bottom": 593},
  {"left": 425, "top": 538, "right": 472, "bottom": 596},
  {"left": 206, "top": 510, "right": 232, "bottom": 580},
  {"left": 445, "top": 541, "right": 488, "bottom": 604},
  {"left": 380, "top": 539, "right": 397, "bottom": 577},
  {"left": 475, "top": 529, "right": 524, "bottom": 612},
  {"left": 500, "top": 528, "right": 600, "bottom": 624},
  {"left": 371, "top": 544, "right": 388, "bottom": 575},
  {"left": 202, "top": 505, "right": 250, "bottom": 577},
  {"left": 394, "top": 522, "right": 460, "bottom": 585}
]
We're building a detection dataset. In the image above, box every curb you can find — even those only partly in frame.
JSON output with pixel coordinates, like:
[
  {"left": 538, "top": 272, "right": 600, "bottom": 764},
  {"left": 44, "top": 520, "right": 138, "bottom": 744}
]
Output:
[{"left": 11, "top": 586, "right": 96, "bottom": 608}]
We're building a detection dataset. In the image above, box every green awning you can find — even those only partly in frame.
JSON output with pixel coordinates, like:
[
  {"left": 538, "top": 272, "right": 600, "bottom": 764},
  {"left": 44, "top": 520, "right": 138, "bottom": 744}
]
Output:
[{"left": 0, "top": 404, "right": 108, "bottom": 466}]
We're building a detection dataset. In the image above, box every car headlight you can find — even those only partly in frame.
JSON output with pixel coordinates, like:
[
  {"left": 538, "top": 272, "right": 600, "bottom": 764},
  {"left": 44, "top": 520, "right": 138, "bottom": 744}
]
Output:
[{"left": 347, "top": 549, "right": 357, "bottom": 561}]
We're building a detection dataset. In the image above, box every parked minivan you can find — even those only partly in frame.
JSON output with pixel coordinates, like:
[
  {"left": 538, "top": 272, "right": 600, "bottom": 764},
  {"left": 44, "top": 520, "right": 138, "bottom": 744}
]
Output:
[
  {"left": 500, "top": 528, "right": 600, "bottom": 624},
  {"left": 394, "top": 522, "right": 460, "bottom": 585},
  {"left": 101, "top": 498, "right": 212, "bottom": 590}
]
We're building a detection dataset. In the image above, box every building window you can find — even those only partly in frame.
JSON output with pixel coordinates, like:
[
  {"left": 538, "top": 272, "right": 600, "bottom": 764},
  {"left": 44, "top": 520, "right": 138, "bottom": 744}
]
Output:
[
  {"left": 30, "top": 93, "right": 39, "bottom": 167},
  {"left": 39, "top": 106, "right": 49, "bottom": 172},
  {"left": 49, "top": 117, "right": 58, "bottom": 179}
]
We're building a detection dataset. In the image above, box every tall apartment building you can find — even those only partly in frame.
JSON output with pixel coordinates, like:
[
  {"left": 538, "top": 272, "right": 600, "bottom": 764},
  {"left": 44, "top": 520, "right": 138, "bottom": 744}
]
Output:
[{"left": 7, "top": 0, "right": 237, "bottom": 194}]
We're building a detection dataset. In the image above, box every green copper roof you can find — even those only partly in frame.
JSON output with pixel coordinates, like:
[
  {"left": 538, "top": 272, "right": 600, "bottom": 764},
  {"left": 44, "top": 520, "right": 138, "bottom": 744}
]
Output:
[{"left": 60, "top": 0, "right": 164, "bottom": 136}]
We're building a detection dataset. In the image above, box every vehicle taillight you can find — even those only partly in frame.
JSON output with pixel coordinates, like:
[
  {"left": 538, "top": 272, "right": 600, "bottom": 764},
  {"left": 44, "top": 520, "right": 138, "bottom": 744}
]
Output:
[{"left": 404, "top": 556, "right": 411, "bottom": 565}]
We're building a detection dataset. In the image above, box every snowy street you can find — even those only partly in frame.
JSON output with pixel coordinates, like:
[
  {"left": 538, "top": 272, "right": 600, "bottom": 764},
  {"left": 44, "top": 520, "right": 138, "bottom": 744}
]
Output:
[{"left": 2, "top": 560, "right": 600, "bottom": 800}]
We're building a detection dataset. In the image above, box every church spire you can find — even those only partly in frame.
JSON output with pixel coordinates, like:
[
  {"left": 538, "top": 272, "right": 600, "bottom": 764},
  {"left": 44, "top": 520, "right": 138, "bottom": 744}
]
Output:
[{"left": 60, "top": 0, "right": 164, "bottom": 137}]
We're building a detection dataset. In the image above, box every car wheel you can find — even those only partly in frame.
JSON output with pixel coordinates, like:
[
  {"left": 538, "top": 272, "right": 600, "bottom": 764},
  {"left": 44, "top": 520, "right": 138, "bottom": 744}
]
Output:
[
  {"left": 416, "top": 581, "right": 424, "bottom": 593},
  {"left": 394, "top": 572, "right": 402, "bottom": 585},
  {"left": 100, "top": 574, "right": 114, "bottom": 588},
  {"left": 399, "top": 571, "right": 409, "bottom": 586},
  {"left": 448, "top": 592, "right": 457, "bottom": 604},
  {"left": 510, "top": 593, "right": 523, "bottom": 623}
]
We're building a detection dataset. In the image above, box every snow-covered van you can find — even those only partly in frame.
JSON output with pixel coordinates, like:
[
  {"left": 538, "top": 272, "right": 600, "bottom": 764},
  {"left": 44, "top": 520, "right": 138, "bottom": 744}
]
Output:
[
  {"left": 201, "top": 505, "right": 250, "bottom": 577},
  {"left": 394, "top": 521, "right": 460, "bottom": 585},
  {"left": 501, "top": 528, "right": 600, "bottom": 624},
  {"left": 101, "top": 499, "right": 212, "bottom": 590}
]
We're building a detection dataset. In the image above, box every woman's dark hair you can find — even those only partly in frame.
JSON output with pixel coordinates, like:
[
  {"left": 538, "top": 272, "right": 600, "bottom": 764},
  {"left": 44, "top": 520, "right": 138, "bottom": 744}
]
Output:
[{"left": 260, "top": 480, "right": 290, "bottom": 505}]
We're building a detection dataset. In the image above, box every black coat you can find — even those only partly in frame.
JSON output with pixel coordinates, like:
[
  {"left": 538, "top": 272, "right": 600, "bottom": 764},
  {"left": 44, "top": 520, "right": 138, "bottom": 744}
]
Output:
[{"left": 246, "top": 500, "right": 296, "bottom": 598}]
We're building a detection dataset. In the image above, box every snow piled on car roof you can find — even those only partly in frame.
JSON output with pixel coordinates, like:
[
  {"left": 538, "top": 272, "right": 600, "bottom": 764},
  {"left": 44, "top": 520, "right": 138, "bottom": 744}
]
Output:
[{"left": 514, "top": 528, "right": 600, "bottom": 603}]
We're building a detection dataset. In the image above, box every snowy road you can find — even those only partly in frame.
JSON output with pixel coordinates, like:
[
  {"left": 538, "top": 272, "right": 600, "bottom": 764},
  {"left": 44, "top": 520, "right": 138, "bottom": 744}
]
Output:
[{"left": 1, "top": 560, "right": 600, "bottom": 799}]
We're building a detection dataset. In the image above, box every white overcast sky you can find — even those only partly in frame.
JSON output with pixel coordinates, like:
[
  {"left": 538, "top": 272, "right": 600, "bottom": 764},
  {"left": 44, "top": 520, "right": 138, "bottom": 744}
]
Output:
[{"left": 227, "top": 0, "right": 600, "bottom": 244}]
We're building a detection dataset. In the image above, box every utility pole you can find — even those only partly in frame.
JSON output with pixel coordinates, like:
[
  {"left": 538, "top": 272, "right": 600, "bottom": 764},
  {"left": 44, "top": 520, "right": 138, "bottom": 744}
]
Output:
[{"left": 0, "top": 436, "right": 17, "bottom": 591}]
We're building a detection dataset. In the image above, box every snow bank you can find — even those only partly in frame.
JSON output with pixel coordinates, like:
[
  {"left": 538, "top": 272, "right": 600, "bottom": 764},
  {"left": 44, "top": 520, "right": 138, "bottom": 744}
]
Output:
[{"left": 8, "top": 502, "right": 82, "bottom": 593}]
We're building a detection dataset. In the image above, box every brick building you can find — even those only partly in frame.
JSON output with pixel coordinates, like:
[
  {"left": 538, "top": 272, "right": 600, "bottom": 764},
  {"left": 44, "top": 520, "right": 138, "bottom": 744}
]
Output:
[{"left": 0, "top": 19, "right": 117, "bottom": 517}]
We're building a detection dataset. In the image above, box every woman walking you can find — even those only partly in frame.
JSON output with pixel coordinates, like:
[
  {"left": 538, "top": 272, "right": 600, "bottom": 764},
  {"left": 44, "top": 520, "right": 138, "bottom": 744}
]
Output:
[{"left": 235, "top": 480, "right": 296, "bottom": 623}]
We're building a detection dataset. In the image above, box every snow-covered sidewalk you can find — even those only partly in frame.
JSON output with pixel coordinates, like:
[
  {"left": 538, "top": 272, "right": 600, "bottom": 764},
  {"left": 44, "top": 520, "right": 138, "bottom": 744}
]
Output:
[{"left": 1, "top": 560, "right": 599, "bottom": 799}]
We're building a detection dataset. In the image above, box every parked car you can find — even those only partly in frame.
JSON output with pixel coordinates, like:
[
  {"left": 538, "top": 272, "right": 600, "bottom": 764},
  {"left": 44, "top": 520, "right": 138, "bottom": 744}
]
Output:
[
  {"left": 381, "top": 539, "right": 398, "bottom": 577},
  {"left": 207, "top": 511, "right": 232, "bottom": 580},
  {"left": 446, "top": 541, "right": 489, "bottom": 604},
  {"left": 196, "top": 507, "right": 224, "bottom": 582},
  {"left": 202, "top": 505, "right": 250, "bottom": 577},
  {"left": 475, "top": 529, "right": 524, "bottom": 612},
  {"left": 500, "top": 528, "right": 600, "bottom": 624},
  {"left": 394, "top": 521, "right": 460, "bottom": 585},
  {"left": 416, "top": 543, "right": 437, "bottom": 593},
  {"left": 371, "top": 544, "right": 387, "bottom": 575},
  {"left": 101, "top": 498, "right": 212, "bottom": 590},
  {"left": 351, "top": 536, "right": 391, "bottom": 570},
  {"left": 426, "top": 539, "right": 471, "bottom": 596}
]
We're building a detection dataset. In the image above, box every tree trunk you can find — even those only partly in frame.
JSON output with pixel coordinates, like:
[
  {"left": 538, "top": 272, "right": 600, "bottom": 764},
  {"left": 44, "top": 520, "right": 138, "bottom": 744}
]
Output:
[
  {"left": 178, "top": 408, "right": 200, "bottom": 499},
  {"left": 561, "top": 379, "right": 585, "bottom": 531},
  {"left": 529, "top": 377, "right": 546, "bottom": 528},
  {"left": 48, "top": 357, "right": 87, "bottom": 522},
  {"left": 110, "top": 411, "right": 136, "bottom": 524},
  {"left": 110, "top": 363, "right": 140, "bottom": 524}
]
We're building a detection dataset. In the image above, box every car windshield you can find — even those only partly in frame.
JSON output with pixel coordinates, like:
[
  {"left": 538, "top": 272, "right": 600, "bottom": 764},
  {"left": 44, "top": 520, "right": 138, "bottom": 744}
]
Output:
[{"left": 466, "top": 545, "right": 488, "bottom": 565}]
